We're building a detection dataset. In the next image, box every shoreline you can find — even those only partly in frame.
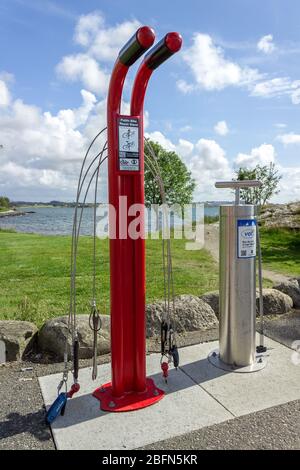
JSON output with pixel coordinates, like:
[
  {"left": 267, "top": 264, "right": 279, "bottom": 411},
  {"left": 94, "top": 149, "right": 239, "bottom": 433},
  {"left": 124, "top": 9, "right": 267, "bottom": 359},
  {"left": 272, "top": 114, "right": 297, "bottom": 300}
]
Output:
[{"left": 0, "top": 210, "right": 29, "bottom": 218}]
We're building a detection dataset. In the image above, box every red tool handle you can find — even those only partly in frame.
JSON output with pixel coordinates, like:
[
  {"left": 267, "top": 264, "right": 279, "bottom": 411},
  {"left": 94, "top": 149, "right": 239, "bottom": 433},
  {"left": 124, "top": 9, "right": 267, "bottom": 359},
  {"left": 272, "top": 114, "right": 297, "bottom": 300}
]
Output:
[
  {"left": 144, "top": 32, "right": 182, "bottom": 70},
  {"left": 67, "top": 383, "right": 80, "bottom": 398},
  {"left": 161, "top": 361, "right": 169, "bottom": 379},
  {"left": 119, "top": 26, "right": 155, "bottom": 66}
]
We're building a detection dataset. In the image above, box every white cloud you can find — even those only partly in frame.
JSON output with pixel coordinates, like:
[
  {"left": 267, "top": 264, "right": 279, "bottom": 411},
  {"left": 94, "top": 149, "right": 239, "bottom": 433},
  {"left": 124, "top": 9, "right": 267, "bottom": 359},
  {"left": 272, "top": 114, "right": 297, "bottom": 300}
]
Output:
[
  {"left": 291, "top": 87, "right": 300, "bottom": 104},
  {"left": 251, "top": 77, "right": 300, "bottom": 104},
  {"left": 276, "top": 133, "right": 300, "bottom": 145},
  {"left": 0, "top": 85, "right": 110, "bottom": 201},
  {"left": 0, "top": 80, "right": 11, "bottom": 107},
  {"left": 274, "top": 123, "right": 287, "bottom": 128},
  {"left": 1, "top": 162, "right": 70, "bottom": 189},
  {"left": 145, "top": 132, "right": 233, "bottom": 200},
  {"left": 274, "top": 166, "right": 300, "bottom": 202},
  {"left": 74, "top": 11, "right": 141, "bottom": 62},
  {"left": 177, "top": 33, "right": 261, "bottom": 92},
  {"left": 176, "top": 79, "right": 194, "bottom": 94},
  {"left": 74, "top": 11, "right": 105, "bottom": 47},
  {"left": 176, "top": 139, "right": 194, "bottom": 158},
  {"left": 56, "top": 53, "right": 109, "bottom": 95},
  {"left": 145, "top": 131, "right": 176, "bottom": 152},
  {"left": 235, "top": 144, "right": 276, "bottom": 168},
  {"left": 214, "top": 120, "right": 229, "bottom": 136},
  {"left": 257, "top": 34, "right": 276, "bottom": 54},
  {"left": 56, "top": 12, "right": 142, "bottom": 95},
  {"left": 194, "top": 139, "right": 229, "bottom": 170},
  {"left": 177, "top": 33, "right": 300, "bottom": 107},
  {"left": 179, "top": 125, "right": 192, "bottom": 133},
  {"left": 187, "top": 139, "right": 232, "bottom": 201}
]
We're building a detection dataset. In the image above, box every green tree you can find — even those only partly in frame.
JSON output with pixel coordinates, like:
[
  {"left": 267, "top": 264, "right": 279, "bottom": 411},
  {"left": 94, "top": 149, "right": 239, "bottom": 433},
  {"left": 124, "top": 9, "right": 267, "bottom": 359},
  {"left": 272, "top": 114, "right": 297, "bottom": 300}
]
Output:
[
  {"left": 144, "top": 140, "right": 195, "bottom": 207},
  {"left": 0, "top": 196, "right": 10, "bottom": 208},
  {"left": 236, "top": 163, "right": 282, "bottom": 206}
]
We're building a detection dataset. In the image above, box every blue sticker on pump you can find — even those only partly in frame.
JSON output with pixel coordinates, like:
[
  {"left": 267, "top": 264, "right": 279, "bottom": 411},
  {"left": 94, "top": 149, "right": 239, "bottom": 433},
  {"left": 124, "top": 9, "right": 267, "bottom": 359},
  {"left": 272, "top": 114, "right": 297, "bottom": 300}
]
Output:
[{"left": 237, "top": 219, "right": 256, "bottom": 259}]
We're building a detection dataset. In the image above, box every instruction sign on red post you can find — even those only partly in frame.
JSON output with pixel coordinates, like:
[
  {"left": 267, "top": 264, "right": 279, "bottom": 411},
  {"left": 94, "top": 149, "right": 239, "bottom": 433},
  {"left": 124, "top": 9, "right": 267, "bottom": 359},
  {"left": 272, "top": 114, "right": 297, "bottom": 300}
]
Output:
[{"left": 118, "top": 116, "right": 140, "bottom": 171}]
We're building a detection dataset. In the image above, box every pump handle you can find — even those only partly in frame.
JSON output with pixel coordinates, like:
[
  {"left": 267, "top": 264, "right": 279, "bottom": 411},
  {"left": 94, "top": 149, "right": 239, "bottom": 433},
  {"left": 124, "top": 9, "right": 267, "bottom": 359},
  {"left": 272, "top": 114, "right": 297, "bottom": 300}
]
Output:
[
  {"left": 119, "top": 26, "right": 155, "bottom": 66},
  {"left": 144, "top": 32, "right": 182, "bottom": 70},
  {"left": 215, "top": 180, "right": 262, "bottom": 189}
]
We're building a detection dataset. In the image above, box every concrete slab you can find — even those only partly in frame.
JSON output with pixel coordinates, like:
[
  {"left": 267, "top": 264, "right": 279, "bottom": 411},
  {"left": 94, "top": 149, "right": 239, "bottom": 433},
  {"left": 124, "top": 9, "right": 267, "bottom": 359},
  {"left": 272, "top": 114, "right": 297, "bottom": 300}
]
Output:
[
  {"left": 180, "top": 335, "right": 300, "bottom": 417},
  {"left": 39, "top": 334, "right": 300, "bottom": 450},
  {"left": 39, "top": 353, "right": 232, "bottom": 450}
]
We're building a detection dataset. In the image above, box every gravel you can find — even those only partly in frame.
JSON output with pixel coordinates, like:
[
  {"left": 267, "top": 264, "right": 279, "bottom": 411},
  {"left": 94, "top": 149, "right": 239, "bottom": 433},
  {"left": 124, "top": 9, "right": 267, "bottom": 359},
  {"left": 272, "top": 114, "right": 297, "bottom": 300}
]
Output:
[
  {"left": 0, "top": 355, "right": 111, "bottom": 450},
  {"left": 1, "top": 322, "right": 300, "bottom": 450},
  {"left": 141, "top": 399, "right": 300, "bottom": 450}
]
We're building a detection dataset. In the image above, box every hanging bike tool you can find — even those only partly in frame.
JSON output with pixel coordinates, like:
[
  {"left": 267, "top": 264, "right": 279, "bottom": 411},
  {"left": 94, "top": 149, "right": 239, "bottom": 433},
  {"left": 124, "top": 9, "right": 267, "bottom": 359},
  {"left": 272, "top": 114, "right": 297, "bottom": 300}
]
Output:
[
  {"left": 89, "top": 301, "right": 102, "bottom": 380},
  {"left": 46, "top": 338, "right": 80, "bottom": 425}
]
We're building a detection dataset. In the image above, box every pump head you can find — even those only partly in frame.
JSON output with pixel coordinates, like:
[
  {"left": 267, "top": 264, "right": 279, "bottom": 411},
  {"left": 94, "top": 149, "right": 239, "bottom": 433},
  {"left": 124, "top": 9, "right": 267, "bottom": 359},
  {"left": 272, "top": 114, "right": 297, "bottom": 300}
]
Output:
[{"left": 215, "top": 180, "right": 262, "bottom": 205}]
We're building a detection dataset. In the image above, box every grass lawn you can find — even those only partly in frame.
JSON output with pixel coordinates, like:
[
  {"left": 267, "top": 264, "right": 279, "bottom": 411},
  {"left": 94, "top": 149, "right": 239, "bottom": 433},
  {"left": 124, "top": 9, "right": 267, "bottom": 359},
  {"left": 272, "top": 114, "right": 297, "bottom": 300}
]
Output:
[
  {"left": 0, "top": 231, "right": 218, "bottom": 326},
  {"left": 260, "top": 227, "right": 300, "bottom": 277},
  {"left": 0, "top": 227, "right": 297, "bottom": 327}
]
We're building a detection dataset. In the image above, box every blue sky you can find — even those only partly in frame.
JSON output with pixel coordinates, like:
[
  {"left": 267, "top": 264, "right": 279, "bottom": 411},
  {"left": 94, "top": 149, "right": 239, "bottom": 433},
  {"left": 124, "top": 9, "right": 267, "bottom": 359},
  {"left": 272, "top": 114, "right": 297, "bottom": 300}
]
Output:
[{"left": 0, "top": 0, "right": 299, "bottom": 202}]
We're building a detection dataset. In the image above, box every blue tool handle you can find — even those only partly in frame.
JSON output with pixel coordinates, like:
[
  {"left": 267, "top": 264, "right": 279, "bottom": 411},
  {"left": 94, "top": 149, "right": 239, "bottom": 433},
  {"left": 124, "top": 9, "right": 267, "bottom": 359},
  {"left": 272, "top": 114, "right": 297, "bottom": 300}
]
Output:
[{"left": 46, "top": 392, "right": 68, "bottom": 425}]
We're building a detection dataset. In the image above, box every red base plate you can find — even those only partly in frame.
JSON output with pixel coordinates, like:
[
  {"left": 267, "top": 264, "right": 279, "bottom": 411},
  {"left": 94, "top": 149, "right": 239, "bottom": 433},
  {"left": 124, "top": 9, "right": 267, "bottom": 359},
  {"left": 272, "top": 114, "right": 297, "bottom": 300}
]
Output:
[{"left": 93, "top": 377, "right": 165, "bottom": 412}]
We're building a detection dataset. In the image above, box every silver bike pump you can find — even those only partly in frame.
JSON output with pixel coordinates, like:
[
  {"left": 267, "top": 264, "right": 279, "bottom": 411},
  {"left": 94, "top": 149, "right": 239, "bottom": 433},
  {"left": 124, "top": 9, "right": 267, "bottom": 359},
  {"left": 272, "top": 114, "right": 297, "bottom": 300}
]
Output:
[{"left": 208, "top": 180, "right": 267, "bottom": 373}]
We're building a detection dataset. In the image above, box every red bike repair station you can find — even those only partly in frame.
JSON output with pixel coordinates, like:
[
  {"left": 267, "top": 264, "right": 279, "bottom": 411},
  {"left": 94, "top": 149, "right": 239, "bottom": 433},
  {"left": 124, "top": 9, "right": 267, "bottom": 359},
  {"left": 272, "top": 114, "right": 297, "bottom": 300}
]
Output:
[{"left": 39, "top": 27, "right": 296, "bottom": 450}]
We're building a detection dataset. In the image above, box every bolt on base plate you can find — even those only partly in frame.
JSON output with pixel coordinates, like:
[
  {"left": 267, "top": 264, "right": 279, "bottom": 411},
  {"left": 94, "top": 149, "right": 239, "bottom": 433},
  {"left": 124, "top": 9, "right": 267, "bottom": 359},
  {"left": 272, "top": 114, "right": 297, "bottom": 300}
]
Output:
[
  {"left": 208, "top": 349, "right": 267, "bottom": 373},
  {"left": 93, "top": 377, "right": 165, "bottom": 412}
]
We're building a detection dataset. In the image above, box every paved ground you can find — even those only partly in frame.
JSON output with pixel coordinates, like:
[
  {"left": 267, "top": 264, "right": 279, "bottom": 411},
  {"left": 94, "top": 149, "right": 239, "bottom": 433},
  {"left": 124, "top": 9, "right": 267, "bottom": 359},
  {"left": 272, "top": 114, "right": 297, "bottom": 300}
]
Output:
[
  {"left": 205, "top": 223, "right": 290, "bottom": 284},
  {"left": 1, "top": 325, "right": 300, "bottom": 450},
  {"left": 39, "top": 335, "right": 300, "bottom": 450},
  {"left": 141, "top": 399, "right": 300, "bottom": 450},
  {"left": 0, "top": 355, "right": 110, "bottom": 450}
]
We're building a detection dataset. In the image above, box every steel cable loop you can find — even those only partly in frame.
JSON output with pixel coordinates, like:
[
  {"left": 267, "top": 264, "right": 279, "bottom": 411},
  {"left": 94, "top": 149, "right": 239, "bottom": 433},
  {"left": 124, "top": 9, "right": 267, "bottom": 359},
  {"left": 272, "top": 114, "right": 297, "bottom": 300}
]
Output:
[
  {"left": 70, "top": 148, "right": 107, "bottom": 333},
  {"left": 68, "top": 131, "right": 107, "bottom": 335},
  {"left": 71, "top": 151, "right": 108, "bottom": 326},
  {"left": 63, "top": 128, "right": 107, "bottom": 382},
  {"left": 69, "top": 152, "right": 108, "bottom": 379},
  {"left": 69, "top": 128, "right": 107, "bottom": 316},
  {"left": 144, "top": 150, "right": 172, "bottom": 314},
  {"left": 144, "top": 140, "right": 176, "bottom": 344}
]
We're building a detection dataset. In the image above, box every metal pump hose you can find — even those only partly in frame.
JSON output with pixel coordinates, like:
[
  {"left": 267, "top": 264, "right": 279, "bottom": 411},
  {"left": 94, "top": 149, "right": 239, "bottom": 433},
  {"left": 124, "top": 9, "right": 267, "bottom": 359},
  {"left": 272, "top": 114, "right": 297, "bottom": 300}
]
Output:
[{"left": 256, "top": 206, "right": 266, "bottom": 352}]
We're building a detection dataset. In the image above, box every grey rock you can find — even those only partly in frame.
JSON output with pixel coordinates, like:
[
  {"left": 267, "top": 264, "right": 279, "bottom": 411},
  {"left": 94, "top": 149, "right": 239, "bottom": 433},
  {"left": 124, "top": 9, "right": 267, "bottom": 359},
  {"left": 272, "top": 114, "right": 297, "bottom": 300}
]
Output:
[
  {"left": 200, "top": 291, "right": 219, "bottom": 318},
  {"left": 256, "top": 288, "right": 293, "bottom": 315},
  {"left": 259, "top": 202, "right": 300, "bottom": 229},
  {"left": 273, "top": 280, "right": 300, "bottom": 308},
  {"left": 146, "top": 294, "right": 218, "bottom": 337},
  {"left": 0, "top": 320, "right": 38, "bottom": 362},
  {"left": 38, "top": 314, "right": 110, "bottom": 361}
]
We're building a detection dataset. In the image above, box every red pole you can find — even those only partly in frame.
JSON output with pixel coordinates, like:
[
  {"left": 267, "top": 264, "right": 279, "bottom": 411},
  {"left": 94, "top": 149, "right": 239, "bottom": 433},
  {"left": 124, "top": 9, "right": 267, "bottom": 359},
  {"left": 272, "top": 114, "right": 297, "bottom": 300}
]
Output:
[
  {"left": 107, "top": 27, "right": 155, "bottom": 399},
  {"left": 130, "top": 32, "right": 182, "bottom": 393},
  {"left": 93, "top": 29, "right": 182, "bottom": 412}
]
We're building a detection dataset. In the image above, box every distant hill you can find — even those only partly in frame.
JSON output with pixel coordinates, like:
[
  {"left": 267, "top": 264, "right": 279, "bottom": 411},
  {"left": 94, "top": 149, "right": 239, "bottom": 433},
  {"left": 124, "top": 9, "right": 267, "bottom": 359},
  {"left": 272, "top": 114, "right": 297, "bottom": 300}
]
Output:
[{"left": 12, "top": 201, "right": 93, "bottom": 208}]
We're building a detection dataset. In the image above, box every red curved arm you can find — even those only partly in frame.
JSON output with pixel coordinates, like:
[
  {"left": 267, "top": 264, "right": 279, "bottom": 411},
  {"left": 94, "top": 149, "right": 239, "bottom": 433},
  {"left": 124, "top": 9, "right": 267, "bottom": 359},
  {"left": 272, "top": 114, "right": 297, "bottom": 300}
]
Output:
[
  {"left": 130, "top": 32, "right": 182, "bottom": 115},
  {"left": 107, "top": 26, "right": 155, "bottom": 116}
]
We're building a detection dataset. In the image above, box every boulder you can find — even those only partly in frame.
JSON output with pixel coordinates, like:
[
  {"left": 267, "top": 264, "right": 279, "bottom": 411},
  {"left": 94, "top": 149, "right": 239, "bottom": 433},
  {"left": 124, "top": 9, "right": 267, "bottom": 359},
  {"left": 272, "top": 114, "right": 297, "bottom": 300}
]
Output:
[
  {"left": 0, "top": 320, "right": 38, "bottom": 362},
  {"left": 256, "top": 288, "right": 293, "bottom": 315},
  {"left": 273, "top": 280, "right": 300, "bottom": 308},
  {"left": 200, "top": 291, "right": 219, "bottom": 318},
  {"left": 38, "top": 314, "right": 110, "bottom": 361},
  {"left": 259, "top": 202, "right": 300, "bottom": 229},
  {"left": 146, "top": 294, "right": 218, "bottom": 337}
]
